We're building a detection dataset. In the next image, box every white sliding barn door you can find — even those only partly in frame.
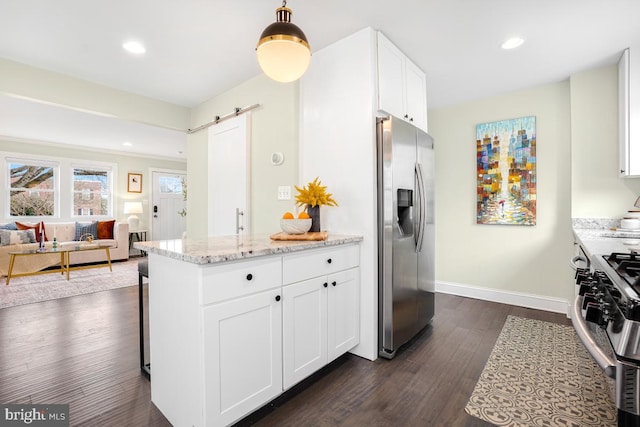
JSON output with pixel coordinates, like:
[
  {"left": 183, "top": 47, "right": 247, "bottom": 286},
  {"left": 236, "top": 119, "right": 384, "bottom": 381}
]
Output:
[{"left": 208, "top": 114, "right": 250, "bottom": 236}]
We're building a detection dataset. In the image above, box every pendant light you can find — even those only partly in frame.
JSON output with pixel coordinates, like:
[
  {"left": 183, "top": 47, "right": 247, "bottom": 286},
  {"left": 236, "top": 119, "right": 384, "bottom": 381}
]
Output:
[{"left": 256, "top": 1, "right": 311, "bottom": 83}]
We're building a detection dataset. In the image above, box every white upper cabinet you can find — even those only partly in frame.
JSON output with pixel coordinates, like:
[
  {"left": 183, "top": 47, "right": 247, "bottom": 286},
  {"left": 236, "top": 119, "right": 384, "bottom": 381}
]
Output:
[
  {"left": 619, "top": 47, "right": 640, "bottom": 177},
  {"left": 377, "top": 34, "right": 405, "bottom": 119},
  {"left": 377, "top": 32, "right": 428, "bottom": 132}
]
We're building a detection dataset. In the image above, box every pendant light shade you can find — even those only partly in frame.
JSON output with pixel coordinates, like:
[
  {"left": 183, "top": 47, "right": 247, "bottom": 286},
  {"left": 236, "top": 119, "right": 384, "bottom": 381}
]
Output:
[{"left": 256, "top": 2, "right": 311, "bottom": 83}]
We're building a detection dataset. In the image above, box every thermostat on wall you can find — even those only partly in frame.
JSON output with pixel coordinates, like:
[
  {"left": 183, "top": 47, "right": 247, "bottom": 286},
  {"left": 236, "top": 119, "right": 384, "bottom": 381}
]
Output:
[{"left": 271, "top": 152, "right": 284, "bottom": 166}]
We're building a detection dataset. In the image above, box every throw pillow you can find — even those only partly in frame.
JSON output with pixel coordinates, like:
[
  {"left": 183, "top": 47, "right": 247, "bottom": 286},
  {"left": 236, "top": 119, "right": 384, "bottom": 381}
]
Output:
[
  {"left": 0, "top": 229, "right": 36, "bottom": 246},
  {"left": 97, "top": 220, "right": 116, "bottom": 239},
  {"left": 74, "top": 222, "right": 98, "bottom": 241},
  {"left": 0, "top": 222, "right": 18, "bottom": 230},
  {"left": 15, "top": 221, "right": 47, "bottom": 243}
]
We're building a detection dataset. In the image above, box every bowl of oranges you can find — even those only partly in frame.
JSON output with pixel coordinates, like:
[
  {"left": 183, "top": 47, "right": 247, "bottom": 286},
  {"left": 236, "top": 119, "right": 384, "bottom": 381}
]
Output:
[{"left": 280, "top": 211, "right": 312, "bottom": 234}]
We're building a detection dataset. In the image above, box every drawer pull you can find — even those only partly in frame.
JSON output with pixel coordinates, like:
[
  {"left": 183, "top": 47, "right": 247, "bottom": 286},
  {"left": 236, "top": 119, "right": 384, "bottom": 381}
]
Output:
[
  {"left": 327, "top": 258, "right": 332, "bottom": 264},
  {"left": 275, "top": 295, "right": 281, "bottom": 302},
  {"left": 332, "top": 281, "right": 337, "bottom": 287},
  {"left": 246, "top": 273, "right": 253, "bottom": 281},
  {"left": 323, "top": 282, "right": 328, "bottom": 288}
]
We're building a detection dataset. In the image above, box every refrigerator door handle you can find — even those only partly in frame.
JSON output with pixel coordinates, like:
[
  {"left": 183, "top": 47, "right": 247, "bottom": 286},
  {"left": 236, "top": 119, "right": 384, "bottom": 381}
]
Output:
[{"left": 415, "top": 163, "right": 426, "bottom": 253}]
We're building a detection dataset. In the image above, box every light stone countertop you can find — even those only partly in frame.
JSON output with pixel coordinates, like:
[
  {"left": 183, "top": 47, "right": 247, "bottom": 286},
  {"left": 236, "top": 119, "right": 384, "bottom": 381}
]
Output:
[
  {"left": 572, "top": 218, "right": 640, "bottom": 260},
  {"left": 133, "top": 233, "right": 363, "bottom": 265}
]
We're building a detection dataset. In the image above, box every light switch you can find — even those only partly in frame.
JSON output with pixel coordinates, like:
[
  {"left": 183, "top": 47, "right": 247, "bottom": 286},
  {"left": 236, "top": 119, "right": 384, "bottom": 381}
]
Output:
[{"left": 278, "top": 186, "right": 291, "bottom": 200}]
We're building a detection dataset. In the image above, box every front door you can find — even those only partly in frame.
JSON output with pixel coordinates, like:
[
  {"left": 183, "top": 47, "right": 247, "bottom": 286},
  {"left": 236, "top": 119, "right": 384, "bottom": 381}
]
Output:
[{"left": 151, "top": 171, "right": 187, "bottom": 241}]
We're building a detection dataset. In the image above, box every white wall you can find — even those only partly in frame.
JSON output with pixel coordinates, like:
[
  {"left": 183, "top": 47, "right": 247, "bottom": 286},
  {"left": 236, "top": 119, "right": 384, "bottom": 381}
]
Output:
[
  {"left": 570, "top": 65, "right": 640, "bottom": 217},
  {"left": 186, "top": 74, "right": 299, "bottom": 237},
  {"left": 0, "top": 58, "right": 188, "bottom": 130},
  {"left": 428, "top": 80, "right": 575, "bottom": 309}
]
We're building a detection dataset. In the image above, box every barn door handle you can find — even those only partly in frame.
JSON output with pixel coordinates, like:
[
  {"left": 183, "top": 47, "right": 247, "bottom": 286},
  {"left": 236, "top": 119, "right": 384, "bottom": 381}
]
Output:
[{"left": 236, "top": 208, "right": 244, "bottom": 234}]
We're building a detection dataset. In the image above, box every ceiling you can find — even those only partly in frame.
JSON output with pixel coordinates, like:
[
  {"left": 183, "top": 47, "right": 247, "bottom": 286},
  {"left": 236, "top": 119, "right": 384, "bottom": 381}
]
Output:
[{"left": 1, "top": 0, "right": 639, "bottom": 160}]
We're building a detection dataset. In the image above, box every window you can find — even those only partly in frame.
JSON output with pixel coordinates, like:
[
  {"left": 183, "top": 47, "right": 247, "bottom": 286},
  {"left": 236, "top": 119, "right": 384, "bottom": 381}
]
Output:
[
  {"left": 72, "top": 167, "right": 112, "bottom": 217},
  {"left": 2, "top": 152, "right": 116, "bottom": 220},
  {"left": 159, "top": 176, "right": 183, "bottom": 194},
  {"left": 7, "top": 159, "right": 58, "bottom": 217}
]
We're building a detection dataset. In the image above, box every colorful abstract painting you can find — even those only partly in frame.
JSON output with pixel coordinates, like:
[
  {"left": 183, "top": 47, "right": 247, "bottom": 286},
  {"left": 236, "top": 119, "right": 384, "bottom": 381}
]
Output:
[{"left": 476, "top": 116, "right": 536, "bottom": 225}]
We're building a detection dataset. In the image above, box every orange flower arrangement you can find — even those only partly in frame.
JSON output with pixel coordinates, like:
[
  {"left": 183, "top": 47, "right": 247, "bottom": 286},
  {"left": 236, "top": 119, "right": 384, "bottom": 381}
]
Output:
[{"left": 294, "top": 177, "right": 338, "bottom": 208}]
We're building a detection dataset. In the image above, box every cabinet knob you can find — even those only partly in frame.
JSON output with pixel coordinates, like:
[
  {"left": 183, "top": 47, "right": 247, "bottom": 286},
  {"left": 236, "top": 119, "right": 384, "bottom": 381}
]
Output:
[
  {"left": 327, "top": 258, "right": 332, "bottom": 264},
  {"left": 332, "top": 281, "right": 337, "bottom": 287},
  {"left": 246, "top": 273, "right": 253, "bottom": 281},
  {"left": 409, "top": 117, "right": 414, "bottom": 122},
  {"left": 621, "top": 169, "right": 626, "bottom": 174},
  {"left": 275, "top": 295, "right": 281, "bottom": 302},
  {"left": 323, "top": 282, "right": 328, "bottom": 288},
  {"left": 404, "top": 114, "right": 409, "bottom": 119}
]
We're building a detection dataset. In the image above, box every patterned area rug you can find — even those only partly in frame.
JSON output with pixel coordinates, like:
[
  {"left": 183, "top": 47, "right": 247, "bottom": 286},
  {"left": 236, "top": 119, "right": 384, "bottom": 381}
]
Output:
[
  {"left": 465, "top": 315, "right": 617, "bottom": 427},
  {"left": 0, "top": 259, "right": 140, "bottom": 309}
]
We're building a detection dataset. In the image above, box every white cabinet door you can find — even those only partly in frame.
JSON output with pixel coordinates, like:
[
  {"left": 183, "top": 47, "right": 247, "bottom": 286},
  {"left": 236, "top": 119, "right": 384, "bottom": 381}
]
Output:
[
  {"left": 377, "top": 32, "right": 405, "bottom": 120},
  {"left": 282, "top": 276, "right": 328, "bottom": 389},
  {"left": 203, "top": 288, "right": 282, "bottom": 426},
  {"left": 327, "top": 268, "right": 360, "bottom": 363},
  {"left": 377, "top": 32, "right": 428, "bottom": 133},
  {"left": 405, "top": 58, "right": 428, "bottom": 132},
  {"left": 619, "top": 47, "right": 640, "bottom": 177},
  {"left": 283, "top": 267, "right": 361, "bottom": 388}
]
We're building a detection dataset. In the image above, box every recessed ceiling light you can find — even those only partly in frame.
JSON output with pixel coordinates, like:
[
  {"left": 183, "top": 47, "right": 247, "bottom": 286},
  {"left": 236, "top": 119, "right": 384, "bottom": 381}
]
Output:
[
  {"left": 122, "top": 142, "right": 133, "bottom": 147},
  {"left": 501, "top": 37, "right": 524, "bottom": 50},
  {"left": 122, "top": 41, "right": 146, "bottom": 54}
]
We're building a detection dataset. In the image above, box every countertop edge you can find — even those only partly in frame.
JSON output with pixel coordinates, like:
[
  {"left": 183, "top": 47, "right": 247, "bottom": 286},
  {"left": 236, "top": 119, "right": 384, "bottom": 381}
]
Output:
[
  {"left": 573, "top": 227, "right": 640, "bottom": 260},
  {"left": 134, "top": 234, "right": 364, "bottom": 265}
]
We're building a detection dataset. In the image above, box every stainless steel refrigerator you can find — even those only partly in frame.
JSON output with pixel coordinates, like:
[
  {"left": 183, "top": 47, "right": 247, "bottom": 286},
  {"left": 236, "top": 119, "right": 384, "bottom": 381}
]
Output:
[{"left": 377, "top": 115, "right": 435, "bottom": 359}]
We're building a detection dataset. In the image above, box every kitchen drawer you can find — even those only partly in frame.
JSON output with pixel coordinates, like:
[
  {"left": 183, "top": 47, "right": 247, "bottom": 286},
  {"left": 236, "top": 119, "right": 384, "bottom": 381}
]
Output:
[
  {"left": 200, "top": 257, "right": 282, "bottom": 305},
  {"left": 283, "top": 244, "right": 359, "bottom": 285}
]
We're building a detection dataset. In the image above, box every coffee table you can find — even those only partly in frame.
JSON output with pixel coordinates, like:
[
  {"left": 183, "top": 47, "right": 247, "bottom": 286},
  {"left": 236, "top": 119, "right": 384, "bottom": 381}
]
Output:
[{"left": 6, "top": 244, "right": 112, "bottom": 285}]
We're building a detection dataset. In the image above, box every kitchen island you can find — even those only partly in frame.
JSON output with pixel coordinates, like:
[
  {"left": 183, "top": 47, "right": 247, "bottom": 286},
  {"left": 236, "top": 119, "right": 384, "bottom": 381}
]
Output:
[{"left": 134, "top": 233, "right": 363, "bottom": 427}]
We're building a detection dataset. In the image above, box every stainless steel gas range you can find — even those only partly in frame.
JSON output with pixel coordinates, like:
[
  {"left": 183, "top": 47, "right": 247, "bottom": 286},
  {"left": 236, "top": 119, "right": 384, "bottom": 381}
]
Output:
[{"left": 572, "top": 251, "right": 640, "bottom": 426}]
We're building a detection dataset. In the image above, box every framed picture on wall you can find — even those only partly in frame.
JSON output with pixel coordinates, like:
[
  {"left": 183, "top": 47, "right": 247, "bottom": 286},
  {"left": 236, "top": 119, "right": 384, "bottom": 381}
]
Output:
[
  {"left": 128, "top": 173, "right": 143, "bottom": 193},
  {"left": 476, "top": 116, "right": 537, "bottom": 226}
]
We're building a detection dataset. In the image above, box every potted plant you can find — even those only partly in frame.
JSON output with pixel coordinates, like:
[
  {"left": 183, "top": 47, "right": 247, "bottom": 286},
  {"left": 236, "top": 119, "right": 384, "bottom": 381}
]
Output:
[{"left": 294, "top": 177, "right": 338, "bottom": 232}]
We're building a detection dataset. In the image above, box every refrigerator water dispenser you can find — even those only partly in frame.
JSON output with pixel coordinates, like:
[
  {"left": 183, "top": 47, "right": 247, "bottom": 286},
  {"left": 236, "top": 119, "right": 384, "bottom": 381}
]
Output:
[{"left": 397, "top": 188, "right": 413, "bottom": 236}]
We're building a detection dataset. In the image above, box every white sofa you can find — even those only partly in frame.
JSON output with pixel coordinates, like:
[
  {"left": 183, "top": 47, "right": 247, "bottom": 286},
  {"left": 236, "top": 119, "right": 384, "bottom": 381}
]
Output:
[{"left": 0, "top": 220, "right": 129, "bottom": 277}]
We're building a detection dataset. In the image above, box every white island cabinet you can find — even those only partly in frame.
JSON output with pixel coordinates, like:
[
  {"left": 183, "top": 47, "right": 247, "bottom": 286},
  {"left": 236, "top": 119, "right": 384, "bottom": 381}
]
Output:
[
  {"left": 135, "top": 234, "right": 362, "bottom": 427},
  {"left": 282, "top": 244, "right": 360, "bottom": 389}
]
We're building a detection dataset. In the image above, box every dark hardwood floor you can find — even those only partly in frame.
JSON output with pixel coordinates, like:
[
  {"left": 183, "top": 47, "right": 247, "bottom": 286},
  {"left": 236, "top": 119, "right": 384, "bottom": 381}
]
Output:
[{"left": 0, "top": 286, "right": 571, "bottom": 426}]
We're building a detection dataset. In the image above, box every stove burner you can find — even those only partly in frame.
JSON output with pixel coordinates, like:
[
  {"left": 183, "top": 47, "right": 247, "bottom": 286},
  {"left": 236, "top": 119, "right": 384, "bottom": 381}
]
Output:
[
  {"left": 609, "top": 252, "right": 640, "bottom": 264},
  {"left": 607, "top": 252, "right": 640, "bottom": 289}
]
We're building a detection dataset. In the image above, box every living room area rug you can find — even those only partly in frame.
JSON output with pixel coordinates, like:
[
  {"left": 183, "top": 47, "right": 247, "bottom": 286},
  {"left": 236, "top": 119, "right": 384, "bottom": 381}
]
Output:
[
  {"left": 465, "top": 315, "right": 617, "bottom": 426},
  {"left": 0, "top": 258, "right": 140, "bottom": 309}
]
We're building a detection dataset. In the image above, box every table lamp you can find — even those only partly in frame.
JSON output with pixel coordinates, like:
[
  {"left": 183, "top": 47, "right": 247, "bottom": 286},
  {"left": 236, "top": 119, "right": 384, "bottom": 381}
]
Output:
[{"left": 124, "top": 202, "right": 143, "bottom": 231}]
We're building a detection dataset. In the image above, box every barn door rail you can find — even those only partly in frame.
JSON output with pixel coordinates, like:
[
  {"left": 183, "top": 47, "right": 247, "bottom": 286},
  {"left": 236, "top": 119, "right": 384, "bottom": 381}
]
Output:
[{"left": 187, "top": 103, "right": 261, "bottom": 134}]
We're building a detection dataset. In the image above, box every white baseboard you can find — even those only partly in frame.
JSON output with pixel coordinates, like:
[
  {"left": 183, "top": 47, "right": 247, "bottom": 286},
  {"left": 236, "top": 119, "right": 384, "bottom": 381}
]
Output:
[{"left": 436, "top": 280, "right": 571, "bottom": 318}]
